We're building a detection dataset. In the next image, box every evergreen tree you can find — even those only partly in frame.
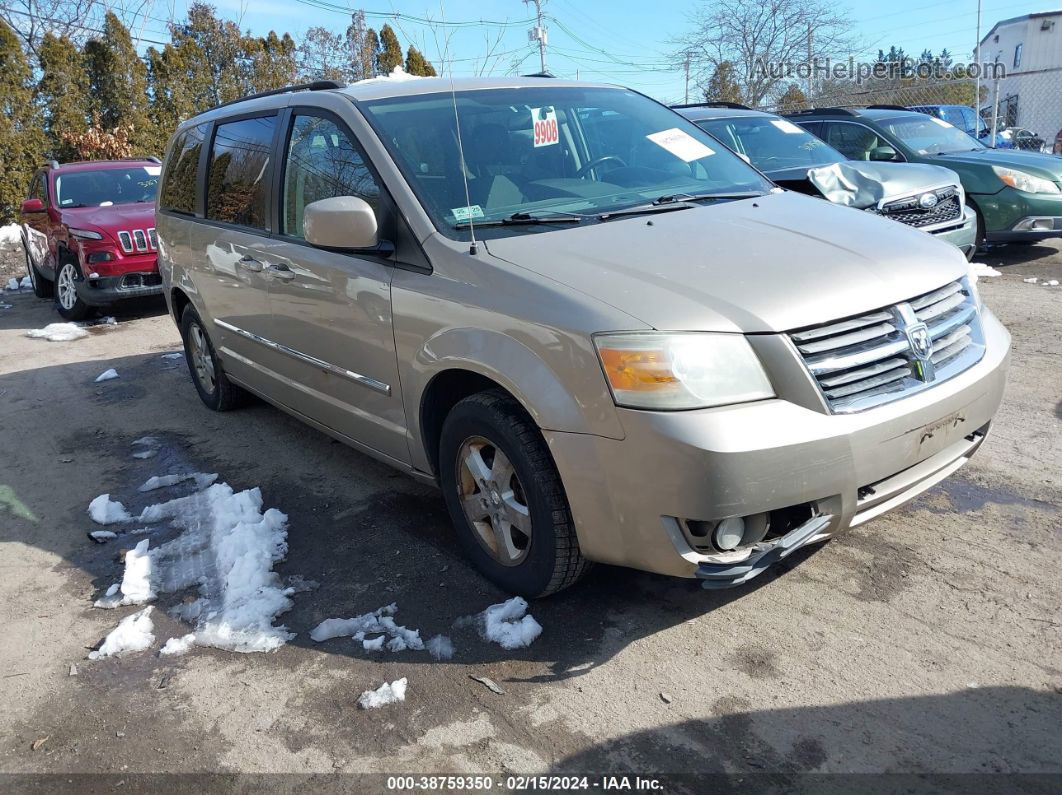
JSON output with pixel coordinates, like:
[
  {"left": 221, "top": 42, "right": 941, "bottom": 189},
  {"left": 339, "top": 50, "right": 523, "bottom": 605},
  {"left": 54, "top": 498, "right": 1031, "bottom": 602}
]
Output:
[
  {"left": 169, "top": 3, "right": 248, "bottom": 108},
  {"left": 377, "top": 24, "right": 402, "bottom": 75},
  {"left": 83, "top": 12, "right": 155, "bottom": 154},
  {"left": 361, "top": 27, "right": 380, "bottom": 79},
  {"left": 703, "top": 61, "right": 743, "bottom": 105},
  {"left": 776, "top": 83, "right": 808, "bottom": 113},
  {"left": 36, "top": 32, "right": 90, "bottom": 162},
  {"left": 248, "top": 31, "right": 297, "bottom": 92},
  {"left": 0, "top": 19, "right": 44, "bottom": 222},
  {"left": 404, "top": 45, "right": 436, "bottom": 76}
]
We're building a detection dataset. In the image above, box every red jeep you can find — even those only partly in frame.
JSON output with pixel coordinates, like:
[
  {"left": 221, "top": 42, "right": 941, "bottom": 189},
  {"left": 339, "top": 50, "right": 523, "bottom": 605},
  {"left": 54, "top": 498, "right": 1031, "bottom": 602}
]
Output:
[{"left": 19, "top": 159, "right": 164, "bottom": 319}]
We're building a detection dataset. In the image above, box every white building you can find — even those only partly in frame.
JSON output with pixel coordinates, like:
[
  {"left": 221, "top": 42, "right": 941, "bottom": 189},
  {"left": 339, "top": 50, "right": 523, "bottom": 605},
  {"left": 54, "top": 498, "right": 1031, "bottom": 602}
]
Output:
[{"left": 978, "top": 9, "right": 1062, "bottom": 142}]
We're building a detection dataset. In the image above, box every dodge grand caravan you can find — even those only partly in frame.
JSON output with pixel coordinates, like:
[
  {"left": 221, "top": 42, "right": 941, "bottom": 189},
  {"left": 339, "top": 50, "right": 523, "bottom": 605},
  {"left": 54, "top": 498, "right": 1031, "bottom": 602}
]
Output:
[{"left": 157, "top": 78, "right": 1010, "bottom": 597}]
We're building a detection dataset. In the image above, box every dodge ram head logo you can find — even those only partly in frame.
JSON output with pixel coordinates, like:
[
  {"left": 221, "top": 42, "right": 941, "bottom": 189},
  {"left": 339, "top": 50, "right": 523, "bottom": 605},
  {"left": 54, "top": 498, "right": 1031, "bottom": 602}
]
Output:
[{"left": 906, "top": 322, "right": 934, "bottom": 380}]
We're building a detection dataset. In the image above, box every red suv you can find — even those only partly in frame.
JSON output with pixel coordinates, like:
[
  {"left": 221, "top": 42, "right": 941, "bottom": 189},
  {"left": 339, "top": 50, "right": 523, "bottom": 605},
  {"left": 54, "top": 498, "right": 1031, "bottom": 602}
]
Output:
[{"left": 19, "top": 159, "right": 163, "bottom": 319}]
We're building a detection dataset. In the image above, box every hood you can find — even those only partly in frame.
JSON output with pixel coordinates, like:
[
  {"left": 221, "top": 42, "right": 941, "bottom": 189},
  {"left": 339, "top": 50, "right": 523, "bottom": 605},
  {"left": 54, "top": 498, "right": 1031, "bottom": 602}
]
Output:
[
  {"left": 805, "top": 161, "right": 961, "bottom": 208},
  {"left": 483, "top": 191, "right": 968, "bottom": 334},
  {"left": 934, "top": 148, "right": 1062, "bottom": 180},
  {"left": 61, "top": 203, "right": 156, "bottom": 236}
]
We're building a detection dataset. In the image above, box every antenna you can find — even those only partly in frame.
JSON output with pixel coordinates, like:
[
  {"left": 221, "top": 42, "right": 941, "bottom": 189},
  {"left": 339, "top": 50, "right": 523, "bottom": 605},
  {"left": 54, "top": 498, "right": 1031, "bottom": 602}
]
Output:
[{"left": 448, "top": 74, "right": 478, "bottom": 255}]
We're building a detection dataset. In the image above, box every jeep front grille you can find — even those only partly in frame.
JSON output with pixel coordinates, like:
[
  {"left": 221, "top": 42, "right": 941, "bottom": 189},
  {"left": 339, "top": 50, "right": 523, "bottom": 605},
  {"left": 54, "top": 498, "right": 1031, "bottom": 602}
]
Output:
[
  {"left": 869, "top": 187, "right": 962, "bottom": 229},
  {"left": 788, "top": 279, "right": 985, "bottom": 413},
  {"left": 116, "top": 227, "right": 157, "bottom": 254}
]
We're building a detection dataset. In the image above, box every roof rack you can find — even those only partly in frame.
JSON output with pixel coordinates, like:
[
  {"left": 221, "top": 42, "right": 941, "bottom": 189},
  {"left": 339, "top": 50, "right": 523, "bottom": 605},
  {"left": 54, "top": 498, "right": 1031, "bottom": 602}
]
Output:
[
  {"left": 786, "top": 107, "right": 858, "bottom": 116},
  {"left": 210, "top": 80, "right": 346, "bottom": 112},
  {"left": 42, "top": 160, "right": 60, "bottom": 170},
  {"left": 671, "top": 101, "right": 751, "bottom": 110},
  {"left": 867, "top": 104, "right": 910, "bottom": 111}
]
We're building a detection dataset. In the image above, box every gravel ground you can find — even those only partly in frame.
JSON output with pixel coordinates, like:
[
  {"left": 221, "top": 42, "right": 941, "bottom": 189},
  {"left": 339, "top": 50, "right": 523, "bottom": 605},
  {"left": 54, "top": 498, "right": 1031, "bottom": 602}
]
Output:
[{"left": 0, "top": 242, "right": 1059, "bottom": 791}]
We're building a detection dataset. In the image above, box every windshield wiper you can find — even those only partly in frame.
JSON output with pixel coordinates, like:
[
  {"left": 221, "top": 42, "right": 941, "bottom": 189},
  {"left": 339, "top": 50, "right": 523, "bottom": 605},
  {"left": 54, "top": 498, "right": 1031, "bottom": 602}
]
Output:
[
  {"left": 598, "top": 191, "right": 764, "bottom": 221},
  {"left": 452, "top": 210, "right": 586, "bottom": 230}
]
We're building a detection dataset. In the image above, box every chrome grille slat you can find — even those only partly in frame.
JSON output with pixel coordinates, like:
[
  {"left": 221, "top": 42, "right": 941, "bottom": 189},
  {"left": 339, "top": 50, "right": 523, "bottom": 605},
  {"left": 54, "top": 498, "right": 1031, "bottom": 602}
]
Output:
[{"left": 788, "top": 279, "right": 985, "bottom": 413}]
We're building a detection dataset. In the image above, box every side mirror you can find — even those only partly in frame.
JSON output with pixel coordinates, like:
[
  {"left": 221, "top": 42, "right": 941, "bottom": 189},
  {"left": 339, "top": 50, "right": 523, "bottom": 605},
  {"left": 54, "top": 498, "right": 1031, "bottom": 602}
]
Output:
[
  {"left": 869, "top": 145, "right": 900, "bottom": 162},
  {"left": 303, "top": 196, "right": 379, "bottom": 250},
  {"left": 21, "top": 198, "right": 45, "bottom": 214}
]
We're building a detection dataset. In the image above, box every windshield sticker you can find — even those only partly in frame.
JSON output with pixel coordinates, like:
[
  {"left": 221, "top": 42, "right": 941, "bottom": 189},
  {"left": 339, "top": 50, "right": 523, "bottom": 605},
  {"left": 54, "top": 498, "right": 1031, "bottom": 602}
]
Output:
[
  {"left": 646, "top": 128, "right": 715, "bottom": 162},
  {"left": 451, "top": 205, "right": 484, "bottom": 222},
  {"left": 770, "top": 119, "right": 804, "bottom": 134},
  {"left": 144, "top": 166, "right": 162, "bottom": 176},
  {"left": 532, "top": 106, "right": 559, "bottom": 147},
  {"left": 930, "top": 117, "right": 953, "bottom": 128}
]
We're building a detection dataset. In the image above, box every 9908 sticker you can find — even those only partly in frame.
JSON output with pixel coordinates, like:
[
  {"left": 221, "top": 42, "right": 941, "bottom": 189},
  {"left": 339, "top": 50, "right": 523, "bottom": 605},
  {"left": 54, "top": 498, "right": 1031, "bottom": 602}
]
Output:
[{"left": 531, "top": 107, "right": 559, "bottom": 148}]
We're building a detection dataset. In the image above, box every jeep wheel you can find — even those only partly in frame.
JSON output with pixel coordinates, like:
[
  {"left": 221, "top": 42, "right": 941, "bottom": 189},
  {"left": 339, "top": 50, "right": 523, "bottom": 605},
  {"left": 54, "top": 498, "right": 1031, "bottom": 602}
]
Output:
[
  {"left": 180, "top": 305, "right": 246, "bottom": 411},
  {"left": 439, "top": 390, "right": 590, "bottom": 598},
  {"left": 54, "top": 260, "right": 91, "bottom": 320},
  {"left": 24, "top": 246, "right": 53, "bottom": 299}
]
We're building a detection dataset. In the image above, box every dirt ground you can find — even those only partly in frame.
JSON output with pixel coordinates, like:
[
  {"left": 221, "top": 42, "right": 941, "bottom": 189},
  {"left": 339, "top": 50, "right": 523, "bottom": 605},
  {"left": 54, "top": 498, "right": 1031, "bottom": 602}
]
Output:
[{"left": 0, "top": 242, "right": 1059, "bottom": 792}]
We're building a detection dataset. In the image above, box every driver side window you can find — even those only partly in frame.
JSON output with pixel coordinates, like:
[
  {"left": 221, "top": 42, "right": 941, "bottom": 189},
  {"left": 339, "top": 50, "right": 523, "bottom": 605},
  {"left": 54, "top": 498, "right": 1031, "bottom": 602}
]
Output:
[{"left": 823, "top": 123, "right": 881, "bottom": 160}]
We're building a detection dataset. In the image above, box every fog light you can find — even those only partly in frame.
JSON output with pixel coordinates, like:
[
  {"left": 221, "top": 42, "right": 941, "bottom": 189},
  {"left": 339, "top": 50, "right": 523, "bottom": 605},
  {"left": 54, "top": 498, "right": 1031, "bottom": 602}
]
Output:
[
  {"left": 87, "top": 251, "right": 113, "bottom": 264},
  {"left": 1013, "top": 217, "right": 1056, "bottom": 232},
  {"left": 713, "top": 517, "right": 745, "bottom": 550}
]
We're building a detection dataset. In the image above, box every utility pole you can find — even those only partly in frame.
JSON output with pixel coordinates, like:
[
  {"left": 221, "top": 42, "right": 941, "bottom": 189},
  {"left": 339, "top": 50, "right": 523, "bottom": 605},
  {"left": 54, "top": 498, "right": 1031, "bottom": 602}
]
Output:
[
  {"left": 524, "top": 0, "right": 548, "bottom": 74},
  {"left": 975, "top": 0, "right": 982, "bottom": 119},
  {"left": 683, "top": 50, "right": 692, "bottom": 104}
]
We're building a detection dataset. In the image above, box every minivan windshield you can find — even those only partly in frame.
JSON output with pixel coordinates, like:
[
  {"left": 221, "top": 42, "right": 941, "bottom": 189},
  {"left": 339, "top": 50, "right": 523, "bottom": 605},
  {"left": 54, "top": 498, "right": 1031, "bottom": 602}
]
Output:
[
  {"left": 359, "top": 86, "right": 772, "bottom": 237},
  {"left": 55, "top": 166, "right": 161, "bottom": 208},
  {"left": 880, "top": 116, "right": 987, "bottom": 155},
  {"left": 693, "top": 115, "right": 846, "bottom": 173}
]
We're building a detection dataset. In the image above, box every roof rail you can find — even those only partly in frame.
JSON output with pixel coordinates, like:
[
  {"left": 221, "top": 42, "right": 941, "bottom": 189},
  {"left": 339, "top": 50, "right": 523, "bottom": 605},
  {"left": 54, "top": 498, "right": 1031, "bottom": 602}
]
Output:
[
  {"left": 210, "top": 80, "right": 346, "bottom": 112},
  {"left": 42, "top": 160, "right": 60, "bottom": 170},
  {"left": 786, "top": 107, "right": 858, "bottom": 116},
  {"left": 522, "top": 70, "right": 555, "bottom": 78},
  {"left": 867, "top": 104, "right": 910, "bottom": 111},
  {"left": 671, "top": 101, "right": 751, "bottom": 110}
]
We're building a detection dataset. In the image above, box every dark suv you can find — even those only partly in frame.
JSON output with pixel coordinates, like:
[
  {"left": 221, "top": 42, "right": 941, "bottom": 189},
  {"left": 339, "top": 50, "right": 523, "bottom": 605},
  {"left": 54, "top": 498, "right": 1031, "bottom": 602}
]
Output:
[{"left": 19, "top": 159, "right": 164, "bottom": 319}]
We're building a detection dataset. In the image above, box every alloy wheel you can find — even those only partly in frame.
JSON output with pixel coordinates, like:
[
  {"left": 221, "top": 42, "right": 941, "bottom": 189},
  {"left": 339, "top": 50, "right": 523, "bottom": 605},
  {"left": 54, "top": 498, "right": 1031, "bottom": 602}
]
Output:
[
  {"left": 57, "top": 263, "right": 77, "bottom": 310},
  {"left": 455, "top": 435, "right": 532, "bottom": 566},
  {"left": 188, "top": 322, "right": 216, "bottom": 395}
]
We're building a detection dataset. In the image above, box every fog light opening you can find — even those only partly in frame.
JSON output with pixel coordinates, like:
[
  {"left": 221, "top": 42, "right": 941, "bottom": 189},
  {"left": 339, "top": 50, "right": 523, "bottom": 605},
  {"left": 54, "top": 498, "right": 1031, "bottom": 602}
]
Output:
[{"left": 713, "top": 517, "right": 745, "bottom": 551}]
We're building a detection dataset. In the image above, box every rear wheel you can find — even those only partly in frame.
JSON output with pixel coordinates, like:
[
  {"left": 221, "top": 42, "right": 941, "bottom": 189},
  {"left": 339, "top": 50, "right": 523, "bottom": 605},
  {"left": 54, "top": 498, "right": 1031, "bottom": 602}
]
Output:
[
  {"left": 180, "top": 305, "right": 246, "bottom": 411},
  {"left": 24, "top": 245, "right": 53, "bottom": 298},
  {"left": 54, "top": 259, "right": 91, "bottom": 320},
  {"left": 439, "top": 390, "right": 589, "bottom": 598}
]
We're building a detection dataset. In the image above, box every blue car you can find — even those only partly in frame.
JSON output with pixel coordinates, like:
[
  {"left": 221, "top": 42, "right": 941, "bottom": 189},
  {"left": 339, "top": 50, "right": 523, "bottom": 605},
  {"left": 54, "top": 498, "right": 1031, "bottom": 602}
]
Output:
[{"left": 906, "top": 105, "right": 1010, "bottom": 148}]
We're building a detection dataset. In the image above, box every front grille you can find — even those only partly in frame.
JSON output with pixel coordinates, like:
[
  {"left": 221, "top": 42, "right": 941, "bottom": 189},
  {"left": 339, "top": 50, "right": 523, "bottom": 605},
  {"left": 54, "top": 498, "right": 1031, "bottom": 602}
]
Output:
[
  {"left": 869, "top": 187, "right": 962, "bottom": 229},
  {"left": 116, "top": 227, "right": 157, "bottom": 254},
  {"left": 789, "top": 279, "right": 985, "bottom": 413}
]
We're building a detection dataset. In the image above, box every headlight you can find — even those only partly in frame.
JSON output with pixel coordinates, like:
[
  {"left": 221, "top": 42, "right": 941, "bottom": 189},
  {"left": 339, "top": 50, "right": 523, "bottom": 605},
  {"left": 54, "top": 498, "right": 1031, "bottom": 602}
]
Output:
[
  {"left": 991, "top": 166, "right": 1060, "bottom": 195},
  {"left": 594, "top": 332, "right": 775, "bottom": 410},
  {"left": 69, "top": 228, "right": 104, "bottom": 240}
]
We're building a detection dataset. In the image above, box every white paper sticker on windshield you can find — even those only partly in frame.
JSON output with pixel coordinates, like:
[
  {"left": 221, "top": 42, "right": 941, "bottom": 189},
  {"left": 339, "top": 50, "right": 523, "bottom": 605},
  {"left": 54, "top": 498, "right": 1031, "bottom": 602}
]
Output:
[
  {"left": 770, "top": 119, "right": 804, "bottom": 134},
  {"left": 646, "top": 128, "right": 715, "bottom": 162},
  {"left": 144, "top": 166, "right": 162, "bottom": 176},
  {"left": 930, "top": 117, "right": 953, "bottom": 128},
  {"left": 531, "top": 107, "right": 559, "bottom": 148},
  {"left": 451, "top": 205, "right": 484, "bottom": 222}
]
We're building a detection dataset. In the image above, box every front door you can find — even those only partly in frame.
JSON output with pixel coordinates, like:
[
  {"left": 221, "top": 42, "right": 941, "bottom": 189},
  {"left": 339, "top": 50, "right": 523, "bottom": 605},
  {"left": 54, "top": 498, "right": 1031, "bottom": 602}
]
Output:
[
  {"left": 22, "top": 172, "right": 52, "bottom": 277},
  {"left": 264, "top": 110, "right": 407, "bottom": 463}
]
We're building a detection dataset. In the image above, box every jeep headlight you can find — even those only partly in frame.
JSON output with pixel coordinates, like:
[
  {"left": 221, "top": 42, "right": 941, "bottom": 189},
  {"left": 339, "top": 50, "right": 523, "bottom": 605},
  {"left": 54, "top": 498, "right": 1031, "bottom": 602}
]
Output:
[
  {"left": 69, "top": 227, "right": 105, "bottom": 240},
  {"left": 992, "top": 166, "right": 1060, "bottom": 195},
  {"left": 594, "top": 332, "right": 775, "bottom": 410}
]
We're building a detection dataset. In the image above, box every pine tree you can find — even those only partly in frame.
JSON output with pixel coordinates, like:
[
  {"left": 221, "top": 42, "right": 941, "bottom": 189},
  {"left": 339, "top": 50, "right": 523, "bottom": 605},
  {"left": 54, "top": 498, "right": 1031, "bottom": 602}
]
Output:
[
  {"left": 169, "top": 3, "right": 248, "bottom": 108},
  {"left": 361, "top": 27, "right": 380, "bottom": 79},
  {"left": 83, "top": 12, "right": 155, "bottom": 154},
  {"left": 248, "top": 31, "right": 297, "bottom": 92},
  {"left": 377, "top": 24, "right": 402, "bottom": 76},
  {"left": 36, "top": 32, "right": 90, "bottom": 162},
  {"left": 704, "top": 62, "right": 744, "bottom": 105},
  {"left": 404, "top": 45, "right": 436, "bottom": 76},
  {"left": 0, "top": 19, "right": 44, "bottom": 222},
  {"left": 776, "top": 83, "right": 808, "bottom": 113}
]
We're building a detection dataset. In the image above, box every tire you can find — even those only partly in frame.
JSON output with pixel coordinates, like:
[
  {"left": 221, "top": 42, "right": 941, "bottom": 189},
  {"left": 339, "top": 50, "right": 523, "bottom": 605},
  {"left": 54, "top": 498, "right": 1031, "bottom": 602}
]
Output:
[
  {"left": 24, "top": 243, "right": 53, "bottom": 298},
  {"left": 53, "top": 259, "right": 92, "bottom": 320},
  {"left": 439, "top": 390, "right": 590, "bottom": 598},
  {"left": 965, "top": 199, "right": 986, "bottom": 253},
  {"left": 179, "top": 305, "right": 246, "bottom": 411}
]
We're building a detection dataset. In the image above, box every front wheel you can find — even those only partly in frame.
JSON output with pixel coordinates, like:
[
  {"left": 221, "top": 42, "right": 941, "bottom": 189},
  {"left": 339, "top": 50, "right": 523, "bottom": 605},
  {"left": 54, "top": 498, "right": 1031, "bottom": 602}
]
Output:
[
  {"left": 54, "top": 260, "right": 91, "bottom": 320},
  {"left": 439, "top": 390, "right": 590, "bottom": 598}
]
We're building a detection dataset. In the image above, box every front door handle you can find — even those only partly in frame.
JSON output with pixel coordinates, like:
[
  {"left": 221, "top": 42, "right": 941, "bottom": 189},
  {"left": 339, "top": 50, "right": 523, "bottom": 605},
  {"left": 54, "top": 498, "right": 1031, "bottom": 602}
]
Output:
[
  {"left": 268, "top": 263, "right": 296, "bottom": 282},
  {"left": 237, "top": 256, "right": 263, "bottom": 273}
]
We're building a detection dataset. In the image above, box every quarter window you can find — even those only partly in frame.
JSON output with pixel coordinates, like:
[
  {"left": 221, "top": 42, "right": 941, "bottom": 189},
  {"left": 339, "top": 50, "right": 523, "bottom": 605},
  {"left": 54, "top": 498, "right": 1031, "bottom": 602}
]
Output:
[
  {"left": 281, "top": 114, "right": 381, "bottom": 239},
  {"left": 160, "top": 124, "right": 207, "bottom": 215},
  {"left": 206, "top": 116, "right": 277, "bottom": 229}
]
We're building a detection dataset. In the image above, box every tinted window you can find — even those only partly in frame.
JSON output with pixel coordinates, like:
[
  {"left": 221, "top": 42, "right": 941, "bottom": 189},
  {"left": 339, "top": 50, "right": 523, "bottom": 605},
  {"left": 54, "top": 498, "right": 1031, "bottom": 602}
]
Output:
[
  {"left": 206, "top": 116, "right": 277, "bottom": 229},
  {"left": 161, "top": 124, "right": 207, "bottom": 214},
  {"left": 56, "top": 168, "right": 159, "bottom": 208},
  {"left": 282, "top": 114, "right": 381, "bottom": 238}
]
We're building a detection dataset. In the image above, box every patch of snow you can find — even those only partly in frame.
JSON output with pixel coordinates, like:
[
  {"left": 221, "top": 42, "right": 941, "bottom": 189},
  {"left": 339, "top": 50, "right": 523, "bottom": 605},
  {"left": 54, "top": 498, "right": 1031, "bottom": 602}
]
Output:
[
  {"left": 88, "top": 494, "right": 131, "bottom": 524},
  {"left": 138, "top": 472, "right": 217, "bottom": 492},
  {"left": 26, "top": 323, "right": 88, "bottom": 342},
  {"left": 132, "top": 450, "right": 157, "bottom": 459},
  {"left": 481, "top": 597, "right": 542, "bottom": 650},
  {"left": 1023, "top": 277, "right": 1039, "bottom": 283},
  {"left": 94, "top": 316, "right": 117, "bottom": 326},
  {"left": 88, "top": 607, "right": 155, "bottom": 660},
  {"left": 970, "top": 262, "right": 1001, "bottom": 278},
  {"left": 161, "top": 352, "right": 184, "bottom": 360},
  {"left": 159, "top": 633, "right": 196, "bottom": 656},
  {"left": 95, "top": 368, "right": 119, "bottom": 382},
  {"left": 130, "top": 437, "right": 161, "bottom": 460},
  {"left": 0, "top": 224, "right": 20, "bottom": 245},
  {"left": 357, "top": 678, "right": 407, "bottom": 709},
  {"left": 309, "top": 603, "right": 423, "bottom": 651},
  {"left": 95, "top": 539, "right": 155, "bottom": 608},
  {"left": 362, "top": 635, "right": 386, "bottom": 651},
  {"left": 88, "top": 530, "right": 118, "bottom": 543},
  {"left": 355, "top": 65, "right": 421, "bottom": 85},
  {"left": 6, "top": 278, "right": 19, "bottom": 291},
  {"left": 427, "top": 634, "right": 455, "bottom": 661},
  {"left": 309, "top": 603, "right": 397, "bottom": 641},
  {"left": 132, "top": 436, "right": 160, "bottom": 446},
  {"left": 20, "top": 275, "right": 31, "bottom": 289},
  {"left": 1046, "top": 280, "right": 1060, "bottom": 287}
]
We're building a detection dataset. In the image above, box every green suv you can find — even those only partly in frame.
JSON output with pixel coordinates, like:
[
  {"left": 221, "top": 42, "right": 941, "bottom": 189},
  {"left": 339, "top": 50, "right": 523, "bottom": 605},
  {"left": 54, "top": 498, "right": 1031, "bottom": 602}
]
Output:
[{"left": 786, "top": 107, "right": 1062, "bottom": 246}]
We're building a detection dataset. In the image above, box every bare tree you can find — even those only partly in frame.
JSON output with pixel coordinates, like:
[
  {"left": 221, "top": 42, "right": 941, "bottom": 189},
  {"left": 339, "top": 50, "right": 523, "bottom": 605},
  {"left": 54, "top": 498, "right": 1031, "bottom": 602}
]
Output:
[
  {"left": 675, "top": 0, "right": 857, "bottom": 106},
  {"left": 1, "top": 0, "right": 97, "bottom": 58}
]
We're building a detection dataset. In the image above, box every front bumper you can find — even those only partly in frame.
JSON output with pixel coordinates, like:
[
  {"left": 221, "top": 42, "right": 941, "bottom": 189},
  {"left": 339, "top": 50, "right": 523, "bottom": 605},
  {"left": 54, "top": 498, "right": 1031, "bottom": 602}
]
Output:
[
  {"left": 930, "top": 207, "right": 978, "bottom": 257},
  {"left": 979, "top": 186, "right": 1062, "bottom": 241},
  {"left": 545, "top": 309, "right": 1010, "bottom": 584},
  {"left": 76, "top": 272, "right": 164, "bottom": 306}
]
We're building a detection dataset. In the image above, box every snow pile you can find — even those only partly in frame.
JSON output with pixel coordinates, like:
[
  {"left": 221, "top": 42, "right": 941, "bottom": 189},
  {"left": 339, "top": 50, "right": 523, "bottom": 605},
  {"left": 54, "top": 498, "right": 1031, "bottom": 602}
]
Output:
[
  {"left": 970, "top": 263, "right": 1001, "bottom": 278},
  {"left": 357, "top": 678, "right": 408, "bottom": 709},
  {"left": 95, "top": 368, "right": 119, "bottom": 382},
  {"left": 309, "top": 602, "right": 424, "bottom": 652},
  {"left": 427, "top": 634, "right": 455, "bottom": 661},
  {"left": 481, "top": 597, "right": 542, "bottom": 650},
  {"left": 0, "top": 224, "right": 19, "bottom": 246},
  {"left": 88, "top": 530, "right": 117, "bottom": 543},
  {"left": 95, "top": 539, "right": 155, "bottom": 608},
  {"left": 160, "top": 633, "right": 196, "bottom": 656},
  {"left": 26, "top": 323, "right": 88, "bottom": 342},
  {"left": 88, "top": 607, "right": 155, "bottom": 660},
  {"left": 1046, "top": 280, "right": 1060, "bottom": 287},
  {"left": 88, "top": 494, "right": 132, "bottom": 524},
  {"left": 355, "top": 65, "right": 421, "bottom": 85},
  {"left": 138, "top": 472, "right": 217, "bottom": 492}
]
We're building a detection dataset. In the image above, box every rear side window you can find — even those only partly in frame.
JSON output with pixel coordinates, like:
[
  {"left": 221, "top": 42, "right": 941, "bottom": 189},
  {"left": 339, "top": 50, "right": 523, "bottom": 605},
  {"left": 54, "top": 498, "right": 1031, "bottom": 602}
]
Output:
[
  {"left": 206, "top": 116, "right": 277, "bottom": 229},
  {"left": 281, "top": 113, "right": 381, "bottom": 239},
  {"left": 160, "top": 124, "right": 207, "bottom": 214}
]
